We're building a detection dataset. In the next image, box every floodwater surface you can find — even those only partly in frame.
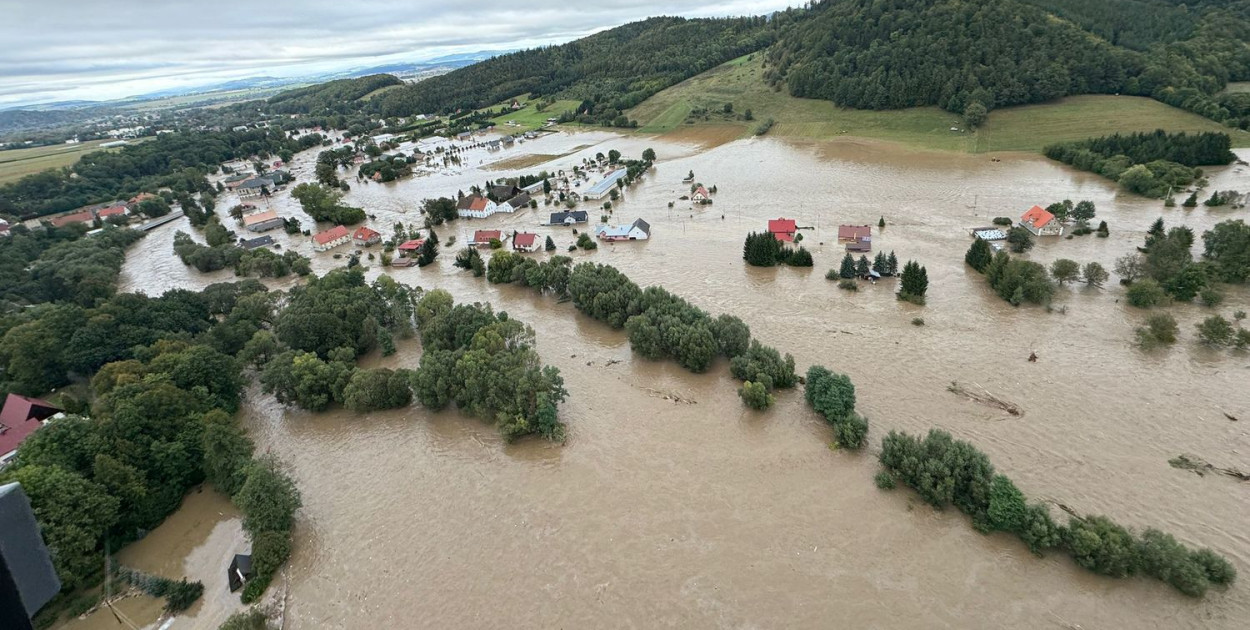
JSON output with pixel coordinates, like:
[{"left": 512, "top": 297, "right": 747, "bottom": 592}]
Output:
[{"left": 119, "top": 130, "right": 1250, "bottom": 629}]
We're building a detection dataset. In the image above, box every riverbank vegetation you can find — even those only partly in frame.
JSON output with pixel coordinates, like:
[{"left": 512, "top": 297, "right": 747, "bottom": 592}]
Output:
[
  {"left": 878, "top": 428, "right": 1236, "bottom": 597},
  {"left": 1043, "top": 131, "right": 1235, "bottom": 197}
]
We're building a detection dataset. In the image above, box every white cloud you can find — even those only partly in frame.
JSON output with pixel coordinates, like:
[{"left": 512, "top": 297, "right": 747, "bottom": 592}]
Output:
[{"left": 0, "top": 0, "right": 796, "bottom": 106}]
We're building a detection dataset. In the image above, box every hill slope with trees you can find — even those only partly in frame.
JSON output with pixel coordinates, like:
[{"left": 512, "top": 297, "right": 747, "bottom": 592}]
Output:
[
  {"left": 764, "top": 0, "right": 1250, "bottom": 128},
  {"left": 369, "top": 16, "right": 782, "bottom": 126},
  {"left": 266, "top": 74, "right": 403, "bottom": 115}
]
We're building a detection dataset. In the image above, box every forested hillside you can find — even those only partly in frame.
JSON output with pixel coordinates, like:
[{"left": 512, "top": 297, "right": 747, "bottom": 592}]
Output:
[
  {"left": 267, "top": 74, "right": 403, "bottom": 115},
  {"left": 765, "top": 0, "right": 1250, "bottom": 128},
  {"left": 370, "top": 16, "right": 784, "bottom": 125}
]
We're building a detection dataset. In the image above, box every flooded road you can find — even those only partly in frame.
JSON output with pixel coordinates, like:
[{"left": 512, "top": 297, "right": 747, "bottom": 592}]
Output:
[{"left": 119, "top": 130, "right": 1250, "bottom": 628}]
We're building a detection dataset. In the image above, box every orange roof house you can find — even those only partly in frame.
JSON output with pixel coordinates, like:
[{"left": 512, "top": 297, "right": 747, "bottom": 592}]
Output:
[{"left": 1019, "top": 205, "right": 1063, "bottom": 236}]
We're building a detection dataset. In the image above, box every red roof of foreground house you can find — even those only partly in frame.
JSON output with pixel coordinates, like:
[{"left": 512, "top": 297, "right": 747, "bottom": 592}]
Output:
[
  {"left": 97, "top": 205, "right": 127, "bottom": 218},
  {"left": 513, "top": 232, "right": 538, "bottom": 249},
  {"left": 50, "top": 210, "right": 94, "bottom": 228},
  {"left": 473, "top": 230, "right": 502, "bottom": 243},
  {"left": 694, "top": 186, "right": 709, "bottom": 198},
  {"left": 838, "top": 225, "right": 872, "bottom": 241},
  {"left": 398, "top": 239, "right": 425, "bottom": 251},
  {"left": 353, "top": 226, "right": 381, "bottom": 241},
  {"left": 0, "top": 393, "right": 61, "bottom": 457},
  {"left": 312, "top": 225, "right": 350, "bottom": 245},
  {"left": 768, "top": 218, "right": 797, "bottom": 242},
  {"left": 1021, "top": 205, "right": 1055, "bottom": 229}
]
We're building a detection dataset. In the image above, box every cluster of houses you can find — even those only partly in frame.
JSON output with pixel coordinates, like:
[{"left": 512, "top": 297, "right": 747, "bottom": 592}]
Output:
[
  {"left": 764, "top": 218, "right": 872, "bottom": 251},
  {"left": 224, "top": 169, "right": 292, "bottom": 200},
  {"left": 41, "top": 192, "right": 163, "bottom": 229},
  {"left": 455, "top": 185, "right": 533, "bottom": 220}
]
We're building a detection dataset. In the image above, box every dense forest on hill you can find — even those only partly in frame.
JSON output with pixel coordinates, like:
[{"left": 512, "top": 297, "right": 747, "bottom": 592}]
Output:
[
  {"left": 766, "top": 0, "right": 1250, "bottom": 128},
  {"left": 370, "top": 16, "right": 784, "bottom": 125},
  {"left": 266, "top": 74, "right": 403, "bottom": 115},
  {"left": 0, "top": 128, "right": 322, "bottom": 218}
]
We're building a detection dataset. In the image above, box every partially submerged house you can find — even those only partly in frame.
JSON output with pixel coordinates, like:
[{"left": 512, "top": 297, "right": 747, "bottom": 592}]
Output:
[
  {"left": 456, "top": 194, "right": 501, "bottom": 219},
  {"left": 521, "top": 180, "right": 546, "bottom": 196},
  {"left": 1019, "top": 205, "right": 1063, "bottom": 236},
  {"left": 549, "top": 210, "right": 588, "bottom": 226},
  {"left": 837, "top": 225, "right": 873, "bottom": 242},
  {"left": 240, "top": 235, "right": 274, "bottom": 250},
  {"left": 595, "top": 218, "right": 651, "bottom": 241},
  {"left": 0, "top": 394, "right": 61, "bottom": 467},
  {"left": 583, "top": 169, "right": 628, "bottom": 200},
  {"left": 505, "top": 193, "right": 531, "bottom": 212},
  {"left": 352, "top": 226, "right": 382, "bottom": 247},
  {"left": 768, "top": 218, "right": 797, "bottom": 242},
  {"left": 311, "top": 225, "right": 350, "bottom": 252},
  {"left": 49, "top": 210, "right": 95, "bottom": 228},
  {"left": 242, "top": 210, "right": 283, "bottom": 233},
  {"left": 512, "top": 232, "right": 539, "bottom": 252},
  {"left": 227, "top": 554, "right": 252, "bottom": 593},
  {"left": 470, "top": 230, "right": 502, "bottom": 247},
  {"left": 971, "top": 227, "right": 1007, "bottom": 241},
  {"left": 691, "top": 186, "right": 710, "bottom": 202},
  {"left": 236, "top": 178, "right": 273, "bottom": 200}
]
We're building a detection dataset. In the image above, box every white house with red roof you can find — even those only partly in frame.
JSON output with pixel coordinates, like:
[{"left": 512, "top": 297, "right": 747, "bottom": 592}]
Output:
[
  {"left": 456, "top": 194, "right": 502, "bottom": 219},
  {"left": 512, "top": 232, "right": 539, "bottom": 252},
  {"left": 692, "top": 186, "right": 711, "bottom": 202},
  {"left": 311, "top": 225, "right": 351, "bottom": 252},
  {"left": 1019, "top": 205, "right": 1064, "bottom": 236},
  {"left": 768, "top": 218, "right": 797, "bottom": 242},
  {"left": 352, "top": 226, "right": 382, "bottom": 247},
  {"left": 0, "top": 394, "right": 62, "bottom": 466}
]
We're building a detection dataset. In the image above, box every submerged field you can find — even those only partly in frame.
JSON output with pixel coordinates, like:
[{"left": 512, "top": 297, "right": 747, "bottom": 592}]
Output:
[
  {"left": 116, "top": 129, "right": 1250, "bottom": 629},
  {"left": 629, "top": 55, "right": 1250, "bottom": 152}
]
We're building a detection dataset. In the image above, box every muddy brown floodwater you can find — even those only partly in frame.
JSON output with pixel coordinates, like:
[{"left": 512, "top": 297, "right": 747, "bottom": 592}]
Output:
[{"left": 118, "top": 130, "right": 1250, "bottom": 629}]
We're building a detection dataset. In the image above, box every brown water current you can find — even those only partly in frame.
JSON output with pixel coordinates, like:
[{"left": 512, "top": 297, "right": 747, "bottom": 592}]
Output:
[{"left": 119, "top": 131, "right": 1250, "bottom": 628}]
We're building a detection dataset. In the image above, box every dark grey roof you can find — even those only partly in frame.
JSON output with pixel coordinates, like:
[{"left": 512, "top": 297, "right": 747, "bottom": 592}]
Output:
[
  {"left": 549, "top": 211, "right": 588, "bottom": 224},
  {"left": 506, "top": 193, "right": 531, "bottom": 209},
  {"left": 631, "top": 218, "right": 651, "bottom": 235},
  {"left": 237, "top": 178, "right": 273, "bottom": 190},
  {"left": 0, "top": 483, "right": 60, "bottom": 617},
  {"left": 240, "top": 236, "right": 274, "bottom": 250}
]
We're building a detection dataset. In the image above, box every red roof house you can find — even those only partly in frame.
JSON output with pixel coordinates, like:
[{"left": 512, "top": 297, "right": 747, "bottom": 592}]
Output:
[
  {"left": 50, "top": 210, "right": 95, "bottom": 228},
  {"left": 311, "top": 225, "right": 350, "bottom": 251},
  {"left": 397, "top": 239, "right": 425, "bottom": 252},
  {"left": 1019, "top": 205, "right": 1063, "bottom": 236},
  {"left": 692, "top": 186, "right": 710, "bottom": 201},
  {"left": 512, "top": 232, "right": 539, "bottom": 252},
  {"left": 352, "top": 226, "right": 382, "bottom": 246},
  {"left": 97, "top": 205, "right": 128, "bottom": 219},
  {"left": 837, "top": 225, "right": 872, "bottom": 242},
  {"left": 471, "top": 230, "right": 502, "bottom": 247},
  {"left": 768, "top": 218, "right": 797, "bottom": 242},
  {"left": 0, "top": 394, "right": 61, "bottom": 463}
]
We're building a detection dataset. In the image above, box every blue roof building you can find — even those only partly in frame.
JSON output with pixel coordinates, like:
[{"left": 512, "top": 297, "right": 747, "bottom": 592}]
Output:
[{"left": 583, "top": 169, "right": 628, "bottom": 200}]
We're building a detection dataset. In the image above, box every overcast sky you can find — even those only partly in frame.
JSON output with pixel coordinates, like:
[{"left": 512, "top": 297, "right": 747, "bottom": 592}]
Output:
[{"left": 0, "top": 0, "right": 796, "bottom": 108}]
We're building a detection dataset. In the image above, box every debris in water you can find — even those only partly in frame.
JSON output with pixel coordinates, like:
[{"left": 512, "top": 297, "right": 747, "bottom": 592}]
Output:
[
  {"left": 1224, "top": 411, "right": 1239, "bottom": 422},
  {"left": 946, "top": 381, "right": 1023, "bottom": 416},
  {"left": 605, "top": 359, "right": 622, "bottom": 366},
  {"left": 1028, "top": 351, "right": 1038, "bottom": 362},
  {"left": 638, "top": 385, "right": 697, "bottom": 405},
  {"left": 1168, "top": 454, "right": 1250, "bottom": 481}
]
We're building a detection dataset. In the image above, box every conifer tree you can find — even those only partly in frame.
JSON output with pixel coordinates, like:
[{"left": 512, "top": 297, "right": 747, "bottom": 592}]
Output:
[
  {"left": 839, "top": 253, "right": 857, "bottom": 279},
  {"left": 886, "top": 251, "right": 899, "bottom": 276},
  {"left": 965, "top": 237, "right": 992, "bottom": 272},
  {"left": 856, "top": 255, "right": 870, "bottom": 276}
]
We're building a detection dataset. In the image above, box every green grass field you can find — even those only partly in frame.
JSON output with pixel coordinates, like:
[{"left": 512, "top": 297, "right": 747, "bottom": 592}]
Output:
[
  {"left": 487, "top": 97, "right": 582, "bottom": 133},
  {"left": 0, "top": 139, "right": 128, "bottom": 183},
  {"left": 629, "top": 55, "right": 1249, "bottom": 152}
]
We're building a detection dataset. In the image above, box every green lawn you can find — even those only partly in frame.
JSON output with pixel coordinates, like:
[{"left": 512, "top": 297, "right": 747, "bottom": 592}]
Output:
[
  {"left": 0, "top": 139, "right": 131, "bottom": 183},
  {"left": 629, "top": 55, "right": 1249, "bottom": 152}
]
